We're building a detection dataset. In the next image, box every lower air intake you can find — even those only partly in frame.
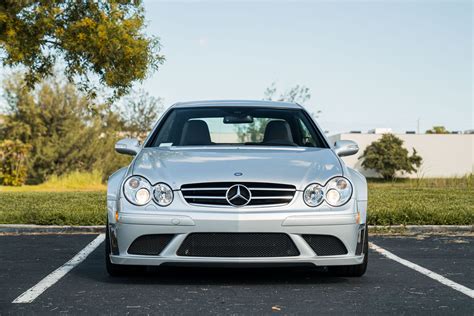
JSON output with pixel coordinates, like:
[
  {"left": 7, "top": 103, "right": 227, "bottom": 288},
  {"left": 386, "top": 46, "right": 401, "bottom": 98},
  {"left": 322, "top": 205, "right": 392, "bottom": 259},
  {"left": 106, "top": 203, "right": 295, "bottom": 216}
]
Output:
[
  {"left": 302, "top": 235, "right": 348, "bottom": 256},
  {"left": 177, "top": 233, "right": 300, "bottom": 257},
  {"left": 128, "top": 234, "right": 174, "bottom": 255}
]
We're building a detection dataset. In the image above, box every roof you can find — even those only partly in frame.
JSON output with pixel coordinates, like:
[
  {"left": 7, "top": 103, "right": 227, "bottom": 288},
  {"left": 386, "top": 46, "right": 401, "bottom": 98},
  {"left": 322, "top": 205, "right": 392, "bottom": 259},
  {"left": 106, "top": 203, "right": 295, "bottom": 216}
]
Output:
[{"left": 170, "top": 100, "right": 302, "bottom": 109}]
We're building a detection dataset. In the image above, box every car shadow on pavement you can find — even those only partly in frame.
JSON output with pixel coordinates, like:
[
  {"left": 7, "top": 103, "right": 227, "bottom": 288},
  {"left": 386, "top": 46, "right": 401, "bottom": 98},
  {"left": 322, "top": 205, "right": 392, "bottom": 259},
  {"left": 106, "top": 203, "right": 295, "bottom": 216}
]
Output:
[
  {"left": 75, "top": 262, "right": 351, "bottom": 286},
  {"left": 69, "top": 244, "right": 358, "bottom": 286}
]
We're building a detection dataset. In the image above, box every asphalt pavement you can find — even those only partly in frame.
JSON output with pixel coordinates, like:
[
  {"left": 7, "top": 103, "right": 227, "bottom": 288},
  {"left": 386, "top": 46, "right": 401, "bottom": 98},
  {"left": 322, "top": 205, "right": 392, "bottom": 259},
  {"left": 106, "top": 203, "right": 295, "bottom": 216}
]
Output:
[{"left": 0, "top": 234, "right": 473, "bottom": 315}]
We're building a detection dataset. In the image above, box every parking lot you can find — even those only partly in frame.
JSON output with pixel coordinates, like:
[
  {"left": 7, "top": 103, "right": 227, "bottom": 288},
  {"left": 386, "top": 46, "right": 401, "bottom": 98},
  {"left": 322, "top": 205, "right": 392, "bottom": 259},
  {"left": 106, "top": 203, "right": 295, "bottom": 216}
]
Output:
[{"left": 0, "top": 234, "right": 473, "bottom": 314}]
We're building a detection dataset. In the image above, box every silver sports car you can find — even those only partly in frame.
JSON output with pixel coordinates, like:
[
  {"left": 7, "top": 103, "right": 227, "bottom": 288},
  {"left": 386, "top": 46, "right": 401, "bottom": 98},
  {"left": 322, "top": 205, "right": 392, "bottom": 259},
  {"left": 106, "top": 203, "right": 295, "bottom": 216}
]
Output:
[{"left": 106, "top": 100, "right": 368, "bottom": 277}]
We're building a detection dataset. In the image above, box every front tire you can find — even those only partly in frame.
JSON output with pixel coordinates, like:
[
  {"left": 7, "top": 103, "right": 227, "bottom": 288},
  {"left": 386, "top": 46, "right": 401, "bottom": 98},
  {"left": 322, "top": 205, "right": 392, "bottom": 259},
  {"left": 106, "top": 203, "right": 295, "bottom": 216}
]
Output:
[{"left": 329, "top": 225, "right": 368, "bottom": 277}]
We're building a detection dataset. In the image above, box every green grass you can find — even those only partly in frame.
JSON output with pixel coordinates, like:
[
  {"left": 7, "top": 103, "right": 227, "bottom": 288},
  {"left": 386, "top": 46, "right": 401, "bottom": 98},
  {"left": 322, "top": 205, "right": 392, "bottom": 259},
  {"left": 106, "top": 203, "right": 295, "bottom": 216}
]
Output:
[
  {"left": 367, "top": 185, "right": 473, "bottom": 225},
  {"left": 367, "top": 174, "right": 473, "bottom": 189},
  {"left": 366, "top": 176, "right": 473, "bottom": 225},
  {"left": 0, "top": 170, "right": 106, "bottom": 193},
  {"left": 0, "top": 191, "right": 105, "bottom": 225},
  {"left": 0, "top": 177, "right": 472, "bottom": 226}
]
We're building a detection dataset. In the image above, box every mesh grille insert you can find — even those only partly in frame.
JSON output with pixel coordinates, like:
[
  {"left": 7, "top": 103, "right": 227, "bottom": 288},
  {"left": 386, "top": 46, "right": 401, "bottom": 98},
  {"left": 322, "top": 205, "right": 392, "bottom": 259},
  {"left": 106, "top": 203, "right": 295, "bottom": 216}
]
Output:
[
  {"left": 128, "top": 234, "right": 174, "bottom": 256},
  {"left": 302, "top": 235, "right": 348, "bottom": 256},
  {"left": 177, "top": 233, "right": 300, "bottom": 257}
]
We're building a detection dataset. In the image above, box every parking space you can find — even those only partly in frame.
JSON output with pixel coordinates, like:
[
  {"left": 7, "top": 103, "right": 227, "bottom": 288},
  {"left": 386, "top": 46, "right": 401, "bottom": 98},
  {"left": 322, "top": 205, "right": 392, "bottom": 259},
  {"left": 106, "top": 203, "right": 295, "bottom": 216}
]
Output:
[
  {"left": 0, "top": 234, "right": 97, "bottom": 307},
  {"left": 371, "top": 235, "right": 474, "bottom": 289},
  {"left": 1, "top": 234, "right": 473, "bottom": 314}
]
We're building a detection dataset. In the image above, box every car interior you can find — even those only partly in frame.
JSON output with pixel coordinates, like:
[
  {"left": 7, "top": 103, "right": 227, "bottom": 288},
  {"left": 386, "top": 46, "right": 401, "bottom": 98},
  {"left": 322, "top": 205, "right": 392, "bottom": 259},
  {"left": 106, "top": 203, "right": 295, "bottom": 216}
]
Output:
[{"left": 148, "top": 107, "right": 327, "bottom": 148}]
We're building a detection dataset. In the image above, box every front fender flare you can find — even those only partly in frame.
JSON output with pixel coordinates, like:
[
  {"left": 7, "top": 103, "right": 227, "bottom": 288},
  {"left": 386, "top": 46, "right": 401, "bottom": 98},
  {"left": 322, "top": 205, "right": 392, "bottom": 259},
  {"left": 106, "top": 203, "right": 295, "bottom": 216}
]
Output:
[
  {"left": 347, "top": 167, "right": 368, "bottom": 224},
  {"left": 107, "top": 167, "right": 128, "bottom": 224}
]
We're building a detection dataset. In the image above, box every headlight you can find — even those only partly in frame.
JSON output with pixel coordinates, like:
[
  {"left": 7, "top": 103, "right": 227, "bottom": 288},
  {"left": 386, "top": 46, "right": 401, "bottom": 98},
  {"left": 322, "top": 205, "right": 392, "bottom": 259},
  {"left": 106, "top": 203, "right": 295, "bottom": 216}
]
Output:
[
  {"left": 123, "top": 176, "right": 152, "bottom": 206},
  {"left": 303, "top": 177, "right": 353, "bottom": 207},
  {"left": 153, "top": 183, "right": 174, "bottom": 206},
  {"left": 325, "top": 177, "right": 352, "bottom": 206},
  {"left": 303, "top": 183, "right": 324, "bottom": 207}
]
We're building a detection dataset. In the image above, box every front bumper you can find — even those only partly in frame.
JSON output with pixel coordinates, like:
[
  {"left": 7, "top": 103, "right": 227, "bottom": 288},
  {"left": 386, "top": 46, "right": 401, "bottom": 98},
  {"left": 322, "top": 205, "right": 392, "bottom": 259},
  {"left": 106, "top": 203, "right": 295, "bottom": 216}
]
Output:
[{"left": 108, "top": 195, "right": 366, "bottom": 267}]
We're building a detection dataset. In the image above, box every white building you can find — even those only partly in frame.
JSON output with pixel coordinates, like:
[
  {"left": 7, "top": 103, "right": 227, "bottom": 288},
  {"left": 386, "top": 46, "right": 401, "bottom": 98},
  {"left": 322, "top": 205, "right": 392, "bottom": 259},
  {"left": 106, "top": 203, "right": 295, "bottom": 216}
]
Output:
[{"left": 328, "top": 132, "right": 474, "bottom": 178}]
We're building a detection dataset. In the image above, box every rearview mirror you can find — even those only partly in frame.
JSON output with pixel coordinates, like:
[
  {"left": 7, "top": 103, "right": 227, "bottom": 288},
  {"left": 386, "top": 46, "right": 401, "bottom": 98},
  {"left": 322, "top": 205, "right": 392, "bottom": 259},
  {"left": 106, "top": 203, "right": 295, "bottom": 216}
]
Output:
[
  {"left": 115, "top": 138, "right": 141, "bottom": 156},
  {"left": 223, "top": 115, "right": 254, "bottom": 124},
  {"left": 334, "top": 140, "right": 359, "bottom": 157}
]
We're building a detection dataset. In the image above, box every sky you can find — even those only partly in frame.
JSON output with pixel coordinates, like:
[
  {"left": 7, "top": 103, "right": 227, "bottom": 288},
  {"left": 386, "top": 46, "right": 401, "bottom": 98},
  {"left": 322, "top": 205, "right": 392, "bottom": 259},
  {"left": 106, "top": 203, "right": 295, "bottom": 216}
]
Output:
[{"left": 136, "top": 0, "right": 472, "bottom": 135}]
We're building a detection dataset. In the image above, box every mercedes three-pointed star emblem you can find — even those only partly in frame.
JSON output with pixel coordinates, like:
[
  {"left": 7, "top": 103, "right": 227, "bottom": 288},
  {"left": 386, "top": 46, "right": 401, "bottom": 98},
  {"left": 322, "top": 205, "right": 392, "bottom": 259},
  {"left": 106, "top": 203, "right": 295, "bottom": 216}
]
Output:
[{"left": 225, "top": 184, "right": 252, "bottom": 207}]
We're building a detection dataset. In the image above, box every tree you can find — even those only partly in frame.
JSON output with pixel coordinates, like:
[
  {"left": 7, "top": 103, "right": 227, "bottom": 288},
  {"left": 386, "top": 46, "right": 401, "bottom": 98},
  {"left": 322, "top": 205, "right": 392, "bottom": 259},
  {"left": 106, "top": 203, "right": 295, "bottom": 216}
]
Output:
[
  {"left": 237, "top": 83, "right": 315, "bottom": 142},
  {"left": 0, "top": 0, "right": 164, "bottom": 99},
  {"left": 118, "top": 89, "right": 163, "bottom": 140},
  {"left": 0, "top": 139, "right": 31, "bottom": 186},
  {"left": 0, "top": 74, "right": 129, "bottom": 184},
  {"left": 426, "top": 126, "right": 449, "bottom": 134},
  {"left": 360, "top": 134, "right": 422, "bottom": 180},
  {"left": 263, "top": 82, "right": 311, "bottom": 104}
]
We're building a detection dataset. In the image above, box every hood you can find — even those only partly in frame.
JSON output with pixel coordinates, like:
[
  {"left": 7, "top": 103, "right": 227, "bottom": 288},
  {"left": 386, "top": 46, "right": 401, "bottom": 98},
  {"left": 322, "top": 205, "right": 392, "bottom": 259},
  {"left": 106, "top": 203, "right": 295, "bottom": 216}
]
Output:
[{"left": 131, "top": 147, "right": 342, "bottom": 190}]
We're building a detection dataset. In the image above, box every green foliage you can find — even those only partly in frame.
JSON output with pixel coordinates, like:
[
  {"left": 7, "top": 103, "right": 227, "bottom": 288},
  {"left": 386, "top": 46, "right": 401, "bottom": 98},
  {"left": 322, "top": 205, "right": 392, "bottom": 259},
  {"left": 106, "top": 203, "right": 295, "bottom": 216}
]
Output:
[
  {"left": 367, "top": 183, "right": 473, "bottom": 226},
  {"left": 368, "top": 174, "right": 473, "bottom": 190},
  {"left": 236, "top": 83, "right": 314, "bottom": 142},
  {"left": 264, "top": 82, "right": 311, "bottom": 103},
  {"left": 0, "top": 0, "right": 164, "bottom": 99},
  {"left": 426, "top": 126, "right": 450, "bottom": 134},
  {"left": 0, "top": 170, "right": 106, "bottom": 192},
  {"left": 236, "top": 118, "right": 270, "bottom": 143},
  {"left": 41, "top": 170, "right": 106, "bottom": 191},
  {"left": 360, "top": 134, "right": 422, "bottom": 180},
  {"left": 0, "top": 74, "right": 130, "bottom": 184},
  {"left": 0, "top": 191, "right": 105, "bottom": 225},
  {"left": 0, "top": 139, "right": 31, "bottom": 186},
  {"left": 117, "top": 89, "right": 163, "bottom": 140}
]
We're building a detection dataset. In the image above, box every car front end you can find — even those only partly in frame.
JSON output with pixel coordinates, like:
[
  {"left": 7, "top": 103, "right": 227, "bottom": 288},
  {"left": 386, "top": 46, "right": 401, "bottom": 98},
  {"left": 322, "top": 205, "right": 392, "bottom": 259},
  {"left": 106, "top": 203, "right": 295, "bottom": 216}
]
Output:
[{"left": 106, "top": 100, "right": 368, "bottom": 276}]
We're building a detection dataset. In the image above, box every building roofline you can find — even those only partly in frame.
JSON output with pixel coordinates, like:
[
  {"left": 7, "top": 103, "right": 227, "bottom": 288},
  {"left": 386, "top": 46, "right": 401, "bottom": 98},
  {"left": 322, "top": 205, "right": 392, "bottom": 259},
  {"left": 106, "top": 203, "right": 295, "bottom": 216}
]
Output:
[{"left": 328, "top": 132, "right": 473, "bottom": 137}]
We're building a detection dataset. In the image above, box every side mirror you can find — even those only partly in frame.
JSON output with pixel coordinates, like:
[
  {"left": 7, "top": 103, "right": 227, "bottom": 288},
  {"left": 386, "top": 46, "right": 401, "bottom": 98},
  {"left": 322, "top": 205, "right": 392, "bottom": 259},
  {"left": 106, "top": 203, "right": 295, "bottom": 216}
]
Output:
[
  {"left": 115, "top": 138, "right": 141, "bottom": 156},
  {"left": 334, "top": 140, "right": 359, "bottom": 157}
]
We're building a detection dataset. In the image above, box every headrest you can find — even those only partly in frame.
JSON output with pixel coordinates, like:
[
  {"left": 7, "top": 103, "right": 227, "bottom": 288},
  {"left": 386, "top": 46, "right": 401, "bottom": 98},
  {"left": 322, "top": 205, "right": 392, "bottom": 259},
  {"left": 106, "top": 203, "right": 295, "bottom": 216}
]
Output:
[
  {"left": 263, "top": 120, "right": 294, "bottom": 144},
  {"left": 180, "top": 120, "right": 212, "bottom": 145}
]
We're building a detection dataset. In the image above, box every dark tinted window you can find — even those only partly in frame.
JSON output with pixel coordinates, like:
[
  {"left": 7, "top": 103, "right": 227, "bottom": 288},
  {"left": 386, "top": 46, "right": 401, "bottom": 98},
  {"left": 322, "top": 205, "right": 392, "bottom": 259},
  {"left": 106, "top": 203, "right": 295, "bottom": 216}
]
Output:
[{"left": 147, "top": 107, "right": 327, "bottom": 148}]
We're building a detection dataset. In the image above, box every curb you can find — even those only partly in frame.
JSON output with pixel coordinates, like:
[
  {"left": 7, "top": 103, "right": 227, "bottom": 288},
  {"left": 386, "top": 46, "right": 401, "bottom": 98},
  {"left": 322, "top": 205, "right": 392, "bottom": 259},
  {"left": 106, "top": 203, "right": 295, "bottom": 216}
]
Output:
[
  {"left": 0, "top": 224, "right": 472, "bottom": 235},
  {"left": 0, "top": 224, "right": 105, "bottom": 234},
  {"left": 368, "top": 225, "right": 473, "bottom": 234}
]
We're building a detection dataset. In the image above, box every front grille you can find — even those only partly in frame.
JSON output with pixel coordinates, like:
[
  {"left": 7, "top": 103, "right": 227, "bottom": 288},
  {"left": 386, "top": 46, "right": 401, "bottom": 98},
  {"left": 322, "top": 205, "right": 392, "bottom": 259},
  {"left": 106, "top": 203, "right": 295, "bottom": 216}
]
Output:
[
  {"left": 127, "top": 234, "right": 174, "bottom": 255},
  {"left": 177, "top": 233, "right": 300, "bottom": 257},
  {"left": 302, "top": 235, "right": 348, "bottom": 256},
  {"left": 181, "top": 182, "right": 296, "bottom": 207}
]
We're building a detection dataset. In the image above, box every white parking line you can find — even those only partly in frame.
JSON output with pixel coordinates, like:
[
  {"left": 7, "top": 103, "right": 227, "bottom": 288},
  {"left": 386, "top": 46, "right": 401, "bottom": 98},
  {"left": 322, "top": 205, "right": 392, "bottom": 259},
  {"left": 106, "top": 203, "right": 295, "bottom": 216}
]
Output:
[
  {"left": 369, "top": 242, "right": 474, "bottom": 299},
  {"left": 12, "top": 234, "right": 105, "bottom": 304}
]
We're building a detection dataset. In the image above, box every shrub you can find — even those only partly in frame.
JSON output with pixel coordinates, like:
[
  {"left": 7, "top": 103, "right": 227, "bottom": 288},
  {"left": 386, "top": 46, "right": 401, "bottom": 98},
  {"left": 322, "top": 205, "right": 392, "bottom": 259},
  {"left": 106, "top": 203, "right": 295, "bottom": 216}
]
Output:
[
  {"left": 426, "top": 126, "right": 450, "bottom": 134},
  {"left": 1, "top": 74, "right": 131, "bottom": 184},
  {"left": 360, "top": 134, "right": 422, "bottom": 180},
  {"left": 0, "top": 139, "right": 31, "bottom": 186}
]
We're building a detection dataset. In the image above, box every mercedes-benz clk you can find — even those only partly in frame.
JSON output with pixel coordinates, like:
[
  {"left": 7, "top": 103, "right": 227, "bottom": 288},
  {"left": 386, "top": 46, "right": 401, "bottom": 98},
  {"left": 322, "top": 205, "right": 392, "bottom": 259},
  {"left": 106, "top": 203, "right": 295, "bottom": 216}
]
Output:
[{"left": 106, "top": 100, "right": 368, "bottom": 277}]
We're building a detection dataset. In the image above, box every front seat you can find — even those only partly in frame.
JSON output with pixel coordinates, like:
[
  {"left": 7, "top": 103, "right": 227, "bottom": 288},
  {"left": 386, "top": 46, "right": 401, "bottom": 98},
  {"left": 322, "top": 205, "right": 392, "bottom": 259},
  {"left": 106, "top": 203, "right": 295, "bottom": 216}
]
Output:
[
  {"left": 263, "top": 120, "right": 295, "bottom": 145},
  {"left": 180, "top": 120, "right": 212, "bottom": 145}
]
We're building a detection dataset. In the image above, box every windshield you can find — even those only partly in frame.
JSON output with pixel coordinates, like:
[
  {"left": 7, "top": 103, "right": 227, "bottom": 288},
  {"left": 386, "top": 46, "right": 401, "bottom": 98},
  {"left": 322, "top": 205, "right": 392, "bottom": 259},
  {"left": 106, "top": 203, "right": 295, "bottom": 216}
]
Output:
[{"left": 147, "top": 107, "right": 327, "bottom": 148}]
